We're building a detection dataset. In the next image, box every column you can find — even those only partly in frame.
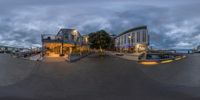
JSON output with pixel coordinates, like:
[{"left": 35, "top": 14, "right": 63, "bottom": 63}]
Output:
[{"left": 69, "top": 47, "right": 72, "bottom": 54}]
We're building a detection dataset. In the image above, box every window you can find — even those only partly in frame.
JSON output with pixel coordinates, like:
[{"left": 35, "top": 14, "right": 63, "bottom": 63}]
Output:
[
  {"left": 143, "top": 31, "right": 146, "bottom": 42},
  {"left": 47, "top": 37, "right": 51, "bottom": 40},
  {"left": 59, "top": 31, "right": 62, "bottom": 35},
  {"left": 120, "top": 37, "right": 122, "bottom": 45},
  {"left": 64, "top": 34, "right": 68, "bottom": 40},
  {"left": 137, "top": 32, "right": 140, "bottom": 42},
  {"left": 124, "top": 35, "right": 126, "bottom": 44},
  {"left": 128, "top": 34, "right": 130, "bottom": 42},
  {"left": 71, "top": 34, "right": 74, "bottom": 41},
  {"left": 132, "top": 32, "right": 135, "bottom": 43}
]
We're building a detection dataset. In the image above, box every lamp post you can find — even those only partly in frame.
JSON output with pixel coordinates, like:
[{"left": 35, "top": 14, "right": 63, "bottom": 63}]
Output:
[
  {"left": 41, "top": 34, "right": 44, "bottom": 57},
  {"left": 73, "top": 29, "right": 79, "bottom": 55},
  {"left": 61, "top": 35, "right": 64, "bottom": 56}
]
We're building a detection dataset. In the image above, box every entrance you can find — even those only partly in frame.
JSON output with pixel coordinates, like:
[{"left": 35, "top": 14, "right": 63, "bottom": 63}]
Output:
[
  {"left": 44, "top": 43, "right": 74, "bottom": 57},
  {"left": 44, "top": 43, "right": 62, "bottom": 57}
]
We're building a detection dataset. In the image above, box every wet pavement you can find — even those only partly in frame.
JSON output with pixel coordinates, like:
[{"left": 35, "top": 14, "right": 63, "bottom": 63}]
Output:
[{"left": 0, "top": 53, "right": 200, "bottom": 100}]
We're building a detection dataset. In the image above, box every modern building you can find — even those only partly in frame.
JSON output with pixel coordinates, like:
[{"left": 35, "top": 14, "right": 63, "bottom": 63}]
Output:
[
  {"left": 42, "top": 29, "right": 89, "bottom": 57},
  {"left": 114, "top": 26, "right": 149, "bottom": 53}
]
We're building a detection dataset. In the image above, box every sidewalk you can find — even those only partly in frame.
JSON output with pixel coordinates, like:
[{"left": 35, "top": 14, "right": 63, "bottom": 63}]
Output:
[
  {"left": 43, "top": 57, "right": 66, "bottom": 62},
  {"left": 106, "top": 51, "right": 139, "bottom": 61}
]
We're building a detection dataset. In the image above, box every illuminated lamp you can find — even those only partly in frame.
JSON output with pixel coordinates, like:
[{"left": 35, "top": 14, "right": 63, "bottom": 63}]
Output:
[
  {"left": 139, "top": 61, "right": 159, "bottom": 65},
  {"left": 175, "top": 57, "right": 182, "bottom": 60},
  {"left": 160, "top": 59, "right": 173, "bottom": 63},
  {"left": 136, "top": 44, "right": 140, "bottom": 49},
  {"left": 182, "top": 55, "right": 186, "bottom": 58},
  {"left": 72, "top": 30, "right": 78, "bottom": 36}
]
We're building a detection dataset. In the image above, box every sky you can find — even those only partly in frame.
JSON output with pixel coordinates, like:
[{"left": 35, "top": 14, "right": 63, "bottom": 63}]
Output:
[{"left": 0, "top": 0, "right": 200, "bottom": 49}]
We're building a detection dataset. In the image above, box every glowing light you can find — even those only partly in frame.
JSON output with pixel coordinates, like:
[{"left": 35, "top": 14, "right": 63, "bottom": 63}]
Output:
[
  {"left": 160, "top": 59, "right": 173, "bottom": 63},
  {"left": 140, "top": 61, "right": 159, "bottom": 65},
  {"left": 47, "top": 53, "right": 60, "bottom": 57},
  {"left": 72, "top": 30, "right": 78, "bottom": 36},
  {"left": 182, "top": 55, "right": 186, "bottom": 58},
  {"left": 128, "top": 36, "right": 132, "bottom": 39},
  {"left": 175, "top": 57, "right": 182, "bottom": 60},
  {"left": 136, "top": 44, "right": 140, "bottom": 49},
  {"left": 85, "top": 37, "right": 88, "bottom": 43}
]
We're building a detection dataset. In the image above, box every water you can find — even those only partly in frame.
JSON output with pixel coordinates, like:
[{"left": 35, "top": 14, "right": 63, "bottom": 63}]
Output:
[{"left": 175, "top": 49, "right": 193, "bottom": 53}]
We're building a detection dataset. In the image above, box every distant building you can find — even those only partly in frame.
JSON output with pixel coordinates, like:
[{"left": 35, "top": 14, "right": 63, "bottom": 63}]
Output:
[
  {"left": 0, "top": 45, "right": 27, "bottom": 53},
  {"left": 197, "top": 45, "right": 200, "bottom": 52},
  {"left": 42, "top": 29, "right": 89, "bottom": 57},
  {"left": 0, "top": 46, "right": 5, "bottom": 52},
  {"left": 114, "top": 26, "right": 149, "bottom": 53}
]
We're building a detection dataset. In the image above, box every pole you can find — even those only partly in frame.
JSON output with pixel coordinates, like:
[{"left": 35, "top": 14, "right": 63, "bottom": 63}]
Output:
[
  {"left": 61, "top": 35, "right": 64, "bottom": 56},
  {"left": 41, "top": 34, "right": 43, "bottom": 57}
]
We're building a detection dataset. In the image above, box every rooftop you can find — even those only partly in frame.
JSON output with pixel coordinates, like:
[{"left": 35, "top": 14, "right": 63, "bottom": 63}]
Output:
[
  {"left": 57, "top": 29, "right": 80, "bottom": 36},
  {"left": 115, "top": 26, "right": 147, "bottom": 38}
]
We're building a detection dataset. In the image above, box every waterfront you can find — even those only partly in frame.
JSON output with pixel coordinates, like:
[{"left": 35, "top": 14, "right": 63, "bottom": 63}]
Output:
[{"left": 0, "top": 53, "right": 200, "bottom": 100}]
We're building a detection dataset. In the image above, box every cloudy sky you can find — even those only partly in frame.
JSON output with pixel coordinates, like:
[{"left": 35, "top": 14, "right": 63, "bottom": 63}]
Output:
[{"left": 0, "top": 0, "right": 200, "bottom": 49}]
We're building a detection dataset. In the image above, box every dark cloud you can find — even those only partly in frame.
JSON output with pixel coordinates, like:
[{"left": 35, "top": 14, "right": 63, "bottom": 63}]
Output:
[{"left": 0, "top": 0, "right": 200, "bottom": 49}]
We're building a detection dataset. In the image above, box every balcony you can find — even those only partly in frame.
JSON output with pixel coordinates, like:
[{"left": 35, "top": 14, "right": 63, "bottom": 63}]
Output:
[
  {"left": 42, "top": 34, "right": 82, "bottom": 45},
  {"left": 41, "top": 34, "right": 88, "bottom": 46},
  {"left": 42, "top": 38, "right": 63, "bottom": 43}
]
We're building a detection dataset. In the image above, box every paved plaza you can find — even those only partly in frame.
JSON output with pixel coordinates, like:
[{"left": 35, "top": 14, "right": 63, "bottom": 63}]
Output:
[{"left": 0, "top": 53, "right": 200, "bottom": 100}]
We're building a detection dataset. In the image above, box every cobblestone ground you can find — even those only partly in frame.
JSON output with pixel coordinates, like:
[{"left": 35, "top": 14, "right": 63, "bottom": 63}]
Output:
[{"left": 0, "top": 53, "right": 200, "bottom": 100}]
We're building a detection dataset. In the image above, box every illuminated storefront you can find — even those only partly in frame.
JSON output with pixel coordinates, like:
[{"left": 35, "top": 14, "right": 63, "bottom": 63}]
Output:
[{"left": 42, "top": 29, "right": 89, "bottom": 57}]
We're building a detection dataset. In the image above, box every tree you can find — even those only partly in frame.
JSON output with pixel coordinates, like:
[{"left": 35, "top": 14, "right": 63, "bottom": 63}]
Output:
[{"left": 88, "top": 30, "right": 111, "bottom": 50}]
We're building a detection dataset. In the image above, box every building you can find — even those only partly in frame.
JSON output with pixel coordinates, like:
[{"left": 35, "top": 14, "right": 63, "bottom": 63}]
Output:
[
  {"left": 42, "top": 29, "right": 89, "bottom": 57},
  {"left": 114, "top": 26, "right": 149, "bottom": 53},
  {"left": 196, "top": 45, "right": 200, "bottom": 53},
  {"left": 0, "top": 45, "right": 29, "bottom": 53},
  {"left": 0, "top": 46, "right": 16, "bottom": 52}
]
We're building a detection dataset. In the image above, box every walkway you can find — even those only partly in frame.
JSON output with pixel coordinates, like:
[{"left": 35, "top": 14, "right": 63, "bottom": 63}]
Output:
[
  {"left": 0, "top": 53, "right": 200, "bottom": 100},
  {"left": 106, "top": 51, "right": 139, "bottom": 61}
]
